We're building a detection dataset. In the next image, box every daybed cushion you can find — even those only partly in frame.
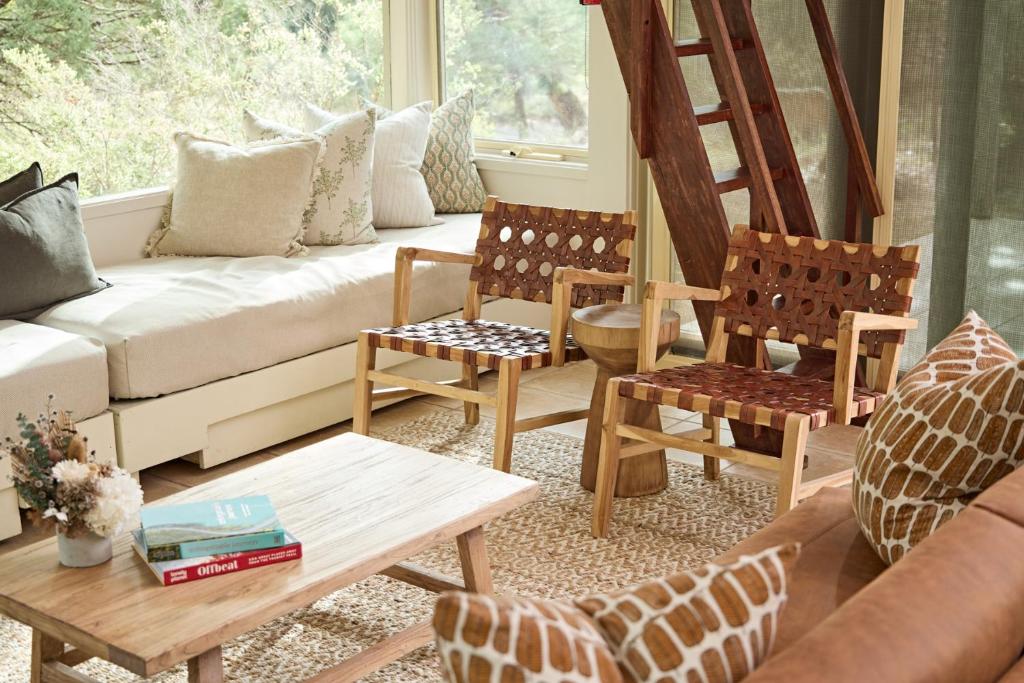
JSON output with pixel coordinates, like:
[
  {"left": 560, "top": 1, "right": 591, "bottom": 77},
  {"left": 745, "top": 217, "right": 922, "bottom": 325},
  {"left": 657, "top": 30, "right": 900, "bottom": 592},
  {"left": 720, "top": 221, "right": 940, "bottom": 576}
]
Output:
[
  {"left": 0, "top": 321, "right": 109, "bottom": 434},
  {"left": 34, "top": 213, "right": 485, "bottom": 399}
]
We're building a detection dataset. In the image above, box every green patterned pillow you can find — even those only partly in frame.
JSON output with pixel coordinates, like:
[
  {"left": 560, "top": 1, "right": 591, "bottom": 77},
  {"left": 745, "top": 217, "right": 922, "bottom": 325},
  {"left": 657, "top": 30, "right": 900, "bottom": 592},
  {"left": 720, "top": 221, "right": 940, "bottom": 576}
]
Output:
[
  {"left": 368, "top": 91, "right": 486, "bottom": 214},
  {"left": 243, "top": 107, "right": 376, "bottom": 246}
]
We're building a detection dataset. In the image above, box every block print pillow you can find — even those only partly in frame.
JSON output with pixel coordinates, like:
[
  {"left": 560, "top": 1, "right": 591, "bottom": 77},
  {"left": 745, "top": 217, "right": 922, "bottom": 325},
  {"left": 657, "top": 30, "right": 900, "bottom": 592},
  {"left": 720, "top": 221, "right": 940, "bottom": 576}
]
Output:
[
  {"left": 422, "top": 90, "right": 487, "bottom": 213},
  {"left": 575, "top": 544, "right": 799, "bottom": 683},
  {"left": 434, "top": 591, "right": 623, "bottom": 682},
  {"left": 306, "top": 101, "right": 439, "bottom": 228},
  {"left": 243, "top": 108, "right": 376, "bottom": 246},
  {"left": 853, "top": 311, "right": 1024, "bottom": 564},
  {"left": 433, "top": 544, "right": 799, "bottom": 683}
]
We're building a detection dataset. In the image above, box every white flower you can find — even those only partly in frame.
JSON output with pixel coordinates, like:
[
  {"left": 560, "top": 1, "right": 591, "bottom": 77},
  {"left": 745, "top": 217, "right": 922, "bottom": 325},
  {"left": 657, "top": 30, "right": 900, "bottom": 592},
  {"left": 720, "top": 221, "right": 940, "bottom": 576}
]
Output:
[
  {"left": 42, "top": 506, "right": 69, "bottom": 523},
  {"left": 84, "top": 469, "right": 144, "bottom": 538},
  {"left": 51, "top": 460, "right": 92, "bottom": 486}
]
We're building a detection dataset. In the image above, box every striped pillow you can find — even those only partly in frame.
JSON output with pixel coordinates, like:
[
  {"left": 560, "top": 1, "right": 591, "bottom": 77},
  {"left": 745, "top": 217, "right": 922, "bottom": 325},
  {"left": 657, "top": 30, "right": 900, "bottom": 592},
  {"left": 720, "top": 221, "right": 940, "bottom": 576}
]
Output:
[
  {"left": 433, "top": 544, "right": 799, "bottom": 683},
  {"left": 853, "top": 311, "right": 1024, "bottom": 564}
]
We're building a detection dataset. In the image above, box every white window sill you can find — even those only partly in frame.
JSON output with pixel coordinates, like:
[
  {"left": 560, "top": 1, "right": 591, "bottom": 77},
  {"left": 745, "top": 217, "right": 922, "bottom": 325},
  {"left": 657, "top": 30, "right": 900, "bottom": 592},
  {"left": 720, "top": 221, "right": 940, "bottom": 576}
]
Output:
[
  {"left": 80, "top": 186, "right": 169, "bottom": 219},
  {"left": 474, "top": 153, "right": 588, "bottom": 181}
]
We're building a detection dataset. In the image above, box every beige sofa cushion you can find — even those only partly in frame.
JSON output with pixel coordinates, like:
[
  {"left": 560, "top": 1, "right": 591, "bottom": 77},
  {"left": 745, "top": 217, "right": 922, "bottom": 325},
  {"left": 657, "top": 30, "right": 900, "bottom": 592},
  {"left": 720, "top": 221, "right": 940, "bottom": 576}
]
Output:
[
  {"left": 146, "top": 133, "right": 321, "bottom": 258},
  {"left": 36, "top": 214, "right": 483, "bottom": 399},
  {"left": 0, "top": 321, "right": 109, "bottom": 439}
]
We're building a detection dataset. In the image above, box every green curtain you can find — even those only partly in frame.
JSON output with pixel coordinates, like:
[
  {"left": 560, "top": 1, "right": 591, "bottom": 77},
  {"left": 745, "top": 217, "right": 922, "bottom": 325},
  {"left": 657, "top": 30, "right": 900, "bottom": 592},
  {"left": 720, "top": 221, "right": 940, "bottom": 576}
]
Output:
[{"left": 895, "top": 0, "right": 1024, "bottom": 362}]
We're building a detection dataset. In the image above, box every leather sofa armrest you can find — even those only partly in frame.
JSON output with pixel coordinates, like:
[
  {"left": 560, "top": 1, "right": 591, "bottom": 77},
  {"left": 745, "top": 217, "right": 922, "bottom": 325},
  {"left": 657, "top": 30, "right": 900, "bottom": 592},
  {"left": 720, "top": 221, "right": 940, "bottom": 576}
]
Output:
[{"left": 745, "top": 499, "right": 1024, "bottom": 683}]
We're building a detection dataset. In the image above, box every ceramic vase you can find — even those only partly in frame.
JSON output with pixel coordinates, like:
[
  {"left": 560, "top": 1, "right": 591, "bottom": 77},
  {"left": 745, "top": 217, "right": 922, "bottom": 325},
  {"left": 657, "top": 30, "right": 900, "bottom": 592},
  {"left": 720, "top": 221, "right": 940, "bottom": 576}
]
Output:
[{"left": 57, "top": 531, "right": 113, "bottom": 568}]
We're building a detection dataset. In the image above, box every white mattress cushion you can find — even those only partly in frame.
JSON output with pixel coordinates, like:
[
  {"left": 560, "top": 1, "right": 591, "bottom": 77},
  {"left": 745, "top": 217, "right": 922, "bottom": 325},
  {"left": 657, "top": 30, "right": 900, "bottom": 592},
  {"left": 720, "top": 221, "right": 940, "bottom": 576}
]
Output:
[
  {"left": 34, "top": 214, "right": 485, "bottom": 399},
  {"left": 0, "top": 321, "right": 109, "bottom": 438}
]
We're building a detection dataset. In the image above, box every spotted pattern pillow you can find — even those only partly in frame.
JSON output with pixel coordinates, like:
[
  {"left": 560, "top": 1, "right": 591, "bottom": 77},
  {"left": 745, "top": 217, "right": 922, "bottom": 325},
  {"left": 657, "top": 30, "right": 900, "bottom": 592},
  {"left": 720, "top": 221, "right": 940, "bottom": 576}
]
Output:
[
  {"left": 433, "top": 545, "right": 799, "bottom": 683},
  {"left": 575, "top": 545, "right": 799, "bottom": 683},
  {"left": 434, "top": 592, "right": 623, "bottom": 682},
  {"left": 853, "top": 311, "right": 1024, "bottom": 564}
]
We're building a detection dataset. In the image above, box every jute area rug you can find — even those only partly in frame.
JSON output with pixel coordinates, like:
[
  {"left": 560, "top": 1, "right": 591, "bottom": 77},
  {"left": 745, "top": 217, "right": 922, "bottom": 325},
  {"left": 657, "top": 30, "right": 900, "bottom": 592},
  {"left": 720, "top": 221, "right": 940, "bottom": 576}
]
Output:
[{"left": 0, "top": 409, "right": 775, "bottom": 682}]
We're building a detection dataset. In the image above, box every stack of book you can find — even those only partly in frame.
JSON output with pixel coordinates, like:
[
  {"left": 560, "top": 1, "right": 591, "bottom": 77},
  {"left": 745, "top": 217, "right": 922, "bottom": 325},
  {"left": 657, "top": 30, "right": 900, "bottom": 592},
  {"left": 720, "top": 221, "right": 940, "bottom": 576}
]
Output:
[{"left": 133, "top": 495, "right": 301, "bottom": 586}]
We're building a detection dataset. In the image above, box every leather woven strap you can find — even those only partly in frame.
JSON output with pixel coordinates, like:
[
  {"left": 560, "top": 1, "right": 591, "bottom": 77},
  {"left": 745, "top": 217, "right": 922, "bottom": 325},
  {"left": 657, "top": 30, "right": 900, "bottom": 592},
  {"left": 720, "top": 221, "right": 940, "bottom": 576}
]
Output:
[
  {"left": 470, "top": 200, "right": 635, "bottom": 306},
  {"left": 716, "top": 230, "right": 919, "bottom": 359}
]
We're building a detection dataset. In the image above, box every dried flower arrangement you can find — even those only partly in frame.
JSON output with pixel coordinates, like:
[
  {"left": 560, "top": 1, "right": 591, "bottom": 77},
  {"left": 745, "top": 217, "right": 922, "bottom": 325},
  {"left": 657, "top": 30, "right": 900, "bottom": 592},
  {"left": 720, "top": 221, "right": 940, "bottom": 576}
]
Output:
[{"left": 2, "top": 397, "right": 143, "bottom": 539}]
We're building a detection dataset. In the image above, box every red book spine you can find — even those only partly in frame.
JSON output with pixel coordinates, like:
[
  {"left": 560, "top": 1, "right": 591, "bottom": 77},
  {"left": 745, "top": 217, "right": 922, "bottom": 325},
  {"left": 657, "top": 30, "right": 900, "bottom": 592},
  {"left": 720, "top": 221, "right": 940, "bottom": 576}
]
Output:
[{"left": 161, "top": 543, "right": 302, "bottom": 586}]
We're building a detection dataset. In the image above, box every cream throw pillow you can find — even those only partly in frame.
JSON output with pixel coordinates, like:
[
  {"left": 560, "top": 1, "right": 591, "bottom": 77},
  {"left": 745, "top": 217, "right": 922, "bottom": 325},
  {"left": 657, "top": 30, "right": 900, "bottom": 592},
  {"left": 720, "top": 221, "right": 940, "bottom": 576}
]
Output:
[
  {"left": 369, "top": 91, "right": 486, "bottom": 213},
  {"left": 305, "top": 102, "right": 440, "bottom": 228},
  {"left": 147, "top": 132, "right": 320, "bottom": 257},
  {"left": 243, "top": 108, "right": 377, "bottom": 246}
]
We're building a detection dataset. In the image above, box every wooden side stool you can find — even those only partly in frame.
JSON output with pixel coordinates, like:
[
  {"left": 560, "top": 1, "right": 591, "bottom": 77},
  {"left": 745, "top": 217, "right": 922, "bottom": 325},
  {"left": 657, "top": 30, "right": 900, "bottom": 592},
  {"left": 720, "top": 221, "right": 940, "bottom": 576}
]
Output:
[{"left": 571, "top": 303, "right": 680, "bottom": 497}]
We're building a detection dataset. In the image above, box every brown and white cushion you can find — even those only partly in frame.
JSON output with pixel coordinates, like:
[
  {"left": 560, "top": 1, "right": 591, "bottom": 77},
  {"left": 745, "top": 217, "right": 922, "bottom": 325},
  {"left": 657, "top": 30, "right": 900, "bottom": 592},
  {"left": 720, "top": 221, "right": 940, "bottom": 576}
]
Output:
[
  {"left": 433, "top": 592, "right": 623, "bottom": 682},
  {"left": 575, "top": 544, "right": 799, "bottom": 683},
  {"left": 433, "top": 545, "right": 799, "bottom": 683},
  {"left": 853, "top": 310, "right": 1024, "bottom": 564}
]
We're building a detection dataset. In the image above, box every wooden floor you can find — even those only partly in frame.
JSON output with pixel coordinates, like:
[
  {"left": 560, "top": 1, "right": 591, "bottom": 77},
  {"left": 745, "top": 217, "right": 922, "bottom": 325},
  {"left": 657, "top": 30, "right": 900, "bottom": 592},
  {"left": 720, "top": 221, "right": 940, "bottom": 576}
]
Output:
[{"left": 0, "top": 358, "right": 852, "bottom": 557}]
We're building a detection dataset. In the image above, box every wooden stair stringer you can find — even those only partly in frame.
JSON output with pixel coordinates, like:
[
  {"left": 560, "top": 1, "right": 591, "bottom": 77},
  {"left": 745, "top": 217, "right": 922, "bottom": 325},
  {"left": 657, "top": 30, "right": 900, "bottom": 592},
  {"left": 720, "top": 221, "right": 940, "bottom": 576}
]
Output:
[
  {"left": 710, "top": 0, "right": 821, "bottom": 237},
  {"left": 601, "top": 0, "right": 733, "bottom": 341}
]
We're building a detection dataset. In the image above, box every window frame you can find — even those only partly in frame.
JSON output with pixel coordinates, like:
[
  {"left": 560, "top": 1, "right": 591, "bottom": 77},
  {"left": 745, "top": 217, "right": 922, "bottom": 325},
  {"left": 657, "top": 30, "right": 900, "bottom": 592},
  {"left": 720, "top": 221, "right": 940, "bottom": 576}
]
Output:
[{"left": 430, "top": 0, "right": 590, "bottom": 162}]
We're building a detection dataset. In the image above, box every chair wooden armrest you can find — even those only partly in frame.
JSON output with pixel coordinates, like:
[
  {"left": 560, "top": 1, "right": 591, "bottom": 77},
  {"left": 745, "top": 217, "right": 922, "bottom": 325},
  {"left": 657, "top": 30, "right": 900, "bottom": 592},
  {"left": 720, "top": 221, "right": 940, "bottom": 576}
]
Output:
[
  {"left": 635, "top": 281, "right": 723, "bottom": 372},
  {"left": 643, "top": 280, "right": 722, "bottom": 303},
  {"left": 839, "top": 311, "right": 918, "bottom": 333},
  {"left": 553, "top": 266, "right": 635, "bottom": 288},
  {"left": 392, "top": 247, "right": 480, "bottom": 326},
  {"left": 833, "top": 311, "right": 918, "bottom": 424},
  {"left": 550, "top": 267, "right": 636, "bottom": 367}
]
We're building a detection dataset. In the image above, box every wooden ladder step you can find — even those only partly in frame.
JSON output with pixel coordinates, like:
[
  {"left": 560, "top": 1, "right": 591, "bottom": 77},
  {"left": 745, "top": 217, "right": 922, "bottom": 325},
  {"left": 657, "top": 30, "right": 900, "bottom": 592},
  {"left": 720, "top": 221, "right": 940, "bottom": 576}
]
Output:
[
  {"left": 714, "top": 167, "right": 785, "bottom": 194},
  {"left": 674, "top": 37, "right": 751, "bottom": 57},
  {"left": 694, "top": 102, "right": 769, "bottom": 126}
]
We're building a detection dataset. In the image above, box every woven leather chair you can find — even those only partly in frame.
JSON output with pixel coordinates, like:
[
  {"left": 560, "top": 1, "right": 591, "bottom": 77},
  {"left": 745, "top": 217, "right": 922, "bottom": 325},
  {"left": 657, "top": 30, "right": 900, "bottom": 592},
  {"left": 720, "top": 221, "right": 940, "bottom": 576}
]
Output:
[
  {"left": 592, "top": 225, "right": 920, "bottom": 537},
  {"left": 354, "top": 196, "right": 637, "bottom": 472}
]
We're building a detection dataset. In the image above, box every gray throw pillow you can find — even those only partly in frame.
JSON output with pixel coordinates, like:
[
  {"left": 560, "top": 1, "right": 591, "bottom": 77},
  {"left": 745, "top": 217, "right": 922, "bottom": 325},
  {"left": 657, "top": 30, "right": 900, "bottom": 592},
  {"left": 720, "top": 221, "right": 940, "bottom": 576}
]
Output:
[
  {"left": 0, "top": 162, "right": 43, "bottom": 206},
  {"left": 0, "top": 173, "right": 110, "bottom": 319}
]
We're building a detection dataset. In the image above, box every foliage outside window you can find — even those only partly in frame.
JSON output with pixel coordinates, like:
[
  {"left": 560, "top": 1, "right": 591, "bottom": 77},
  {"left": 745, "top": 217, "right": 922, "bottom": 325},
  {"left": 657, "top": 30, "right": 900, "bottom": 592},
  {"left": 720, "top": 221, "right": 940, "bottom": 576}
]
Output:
[
  {"left": 0, "top": 0, "right": 385, "bottom": 199},
  {"left": 440, "top": 0, "right": 589, "bottom": 150}
]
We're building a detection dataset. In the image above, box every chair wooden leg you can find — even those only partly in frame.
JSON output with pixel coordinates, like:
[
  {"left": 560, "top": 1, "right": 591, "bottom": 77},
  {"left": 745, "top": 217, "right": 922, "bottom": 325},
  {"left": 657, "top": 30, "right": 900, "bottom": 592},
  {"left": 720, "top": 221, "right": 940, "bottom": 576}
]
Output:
[
  {"left": 592, "top": 379, "right": 626, "bottom": 538},
  {"left": 492, "top": 359, "right": 521, "bottom": 473},
  {"left": 353, "top": 334, "right": 376, "bottom": 435},
  {"left": 776, "top": 415, "right": 810, "bottom": 517},
  {"left": 702, "top": 414, "right": 721, "bottom": 481},
  {"left": 463, "top": 363, "right": 480, "bottom": 426}
]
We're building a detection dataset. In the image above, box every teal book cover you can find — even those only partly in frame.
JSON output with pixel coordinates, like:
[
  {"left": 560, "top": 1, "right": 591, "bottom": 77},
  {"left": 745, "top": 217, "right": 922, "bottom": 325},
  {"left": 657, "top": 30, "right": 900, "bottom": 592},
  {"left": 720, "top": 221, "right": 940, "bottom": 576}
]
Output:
[{"left": 141, "top": 495, "right": 283, "bottom": 561}]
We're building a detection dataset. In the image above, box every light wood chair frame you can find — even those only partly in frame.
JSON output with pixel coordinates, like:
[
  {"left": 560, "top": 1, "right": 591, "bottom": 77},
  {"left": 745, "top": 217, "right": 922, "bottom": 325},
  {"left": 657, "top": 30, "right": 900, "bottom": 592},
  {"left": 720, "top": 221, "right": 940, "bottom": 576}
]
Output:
[
  {"left": 354, "top": 200, "right": 637, "bottom": 473},
  {"left": 592, "top": 226, "right": 919, "bottom": 537}
]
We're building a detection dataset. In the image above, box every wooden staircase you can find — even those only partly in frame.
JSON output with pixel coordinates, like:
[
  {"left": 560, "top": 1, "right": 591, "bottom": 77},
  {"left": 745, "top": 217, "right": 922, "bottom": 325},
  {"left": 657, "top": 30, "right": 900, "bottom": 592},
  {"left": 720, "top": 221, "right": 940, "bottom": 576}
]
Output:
[
  {"left": 597, "top": 0, "right": 882, "bottom": 341},
  {"left": 593, "top": 0, "right": 884, "bottom": 453}
]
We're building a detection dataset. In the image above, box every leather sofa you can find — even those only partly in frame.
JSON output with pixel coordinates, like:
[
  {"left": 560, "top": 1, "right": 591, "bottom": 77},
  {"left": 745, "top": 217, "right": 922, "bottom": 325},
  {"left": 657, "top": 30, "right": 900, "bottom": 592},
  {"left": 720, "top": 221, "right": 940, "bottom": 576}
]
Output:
[{"left": 720, "top": 469, "right": 1024, "bottom": 682}]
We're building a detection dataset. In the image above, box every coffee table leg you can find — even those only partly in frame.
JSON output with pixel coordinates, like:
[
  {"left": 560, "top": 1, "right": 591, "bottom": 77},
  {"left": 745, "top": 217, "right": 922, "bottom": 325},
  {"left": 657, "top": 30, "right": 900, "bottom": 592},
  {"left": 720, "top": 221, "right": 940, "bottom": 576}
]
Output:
[
  {"left": 31, "top": 630, "right": 63, "bottom": 683},
  {"left": 187, "top": 646, "right": 223, "bottom": 683},
  {"left": 456, "top": 525, "right": 494, "bottom": 595}
]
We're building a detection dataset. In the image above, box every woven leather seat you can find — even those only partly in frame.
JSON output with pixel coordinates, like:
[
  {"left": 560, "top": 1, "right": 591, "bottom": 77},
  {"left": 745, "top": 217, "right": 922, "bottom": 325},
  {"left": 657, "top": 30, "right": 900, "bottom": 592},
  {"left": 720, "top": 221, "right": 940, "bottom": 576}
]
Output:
[
  {"left": 354, "top": 197, "right": 637, "bottom": 474},
  {"left": 618, "top": 362, "right": 885, "bottom": 431},
  {"left": 365, "top": 319, "right": 586, "bottom": 371}
]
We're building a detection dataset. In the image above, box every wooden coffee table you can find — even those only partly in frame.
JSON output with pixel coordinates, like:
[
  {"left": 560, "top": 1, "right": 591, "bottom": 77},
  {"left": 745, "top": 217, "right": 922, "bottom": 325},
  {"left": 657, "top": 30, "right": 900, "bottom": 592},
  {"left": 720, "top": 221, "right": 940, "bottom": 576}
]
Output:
[
  {"left": 0, "top": 433, "right": 538, "bottom": 683},
  {"left": 572, "top": 303, "right": 680, "bottom": 497}
]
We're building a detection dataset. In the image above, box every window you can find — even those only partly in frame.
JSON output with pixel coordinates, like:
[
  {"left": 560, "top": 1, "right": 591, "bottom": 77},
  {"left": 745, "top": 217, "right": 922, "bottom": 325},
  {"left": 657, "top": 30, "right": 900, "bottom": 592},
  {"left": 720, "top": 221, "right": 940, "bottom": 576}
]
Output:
[
  {"left": 439, "top": 0, "right": 589, "bottom": 151},
  {"left": 0, "top": 1, "right": 386, "bottom": 199}
]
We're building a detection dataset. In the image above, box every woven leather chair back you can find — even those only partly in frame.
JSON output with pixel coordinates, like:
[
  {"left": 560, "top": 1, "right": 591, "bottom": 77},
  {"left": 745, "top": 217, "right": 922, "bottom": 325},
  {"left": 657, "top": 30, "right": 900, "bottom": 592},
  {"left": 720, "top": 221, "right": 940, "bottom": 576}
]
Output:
[
  {"left": 470, "top": 198, "right": 636, "bottom": 307},
  {"left": 716, "top": 228, "right": 920, "bottom": 359}
]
